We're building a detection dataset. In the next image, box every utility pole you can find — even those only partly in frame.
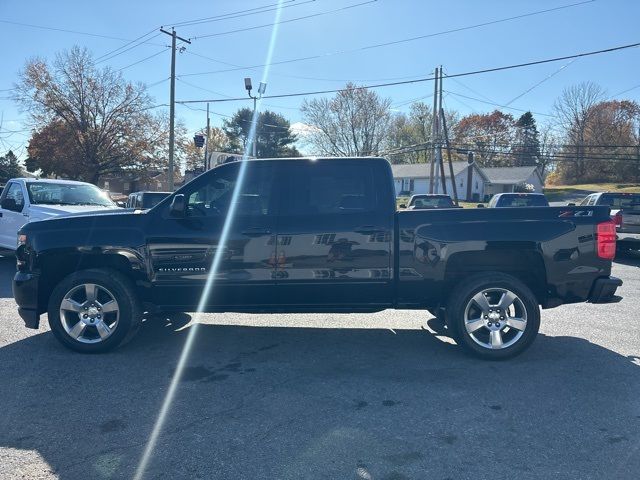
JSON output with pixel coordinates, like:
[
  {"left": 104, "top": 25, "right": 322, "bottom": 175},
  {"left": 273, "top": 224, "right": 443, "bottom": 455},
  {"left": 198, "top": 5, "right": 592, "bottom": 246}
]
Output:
[
  {"left": 204, "top": 102, "right": 210, "bottom": 171},
  {"left": 437, "top": 66, "right": 447, "bottom": 194},
  {"left": 441, "top": 109, "right": 458, "bottom": 205},
  {"left": 467, "top": 151, "right": 474, "bottom": 201},
  {"left": 160, "top": 27, "right": 191, "bottom": 191},
  {"left": 429, "top": 66, "right": 439, "bottom": 193}
]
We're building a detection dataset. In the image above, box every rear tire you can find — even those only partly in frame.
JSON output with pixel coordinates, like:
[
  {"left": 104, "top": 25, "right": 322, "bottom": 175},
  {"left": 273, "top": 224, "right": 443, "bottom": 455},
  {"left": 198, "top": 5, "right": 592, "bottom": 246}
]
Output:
[
  {"left": 47, "top": 268, "right": 141, "bottom": 353},
  {"left": 446, "top": 272, "right": 540, "bottom": 360}
]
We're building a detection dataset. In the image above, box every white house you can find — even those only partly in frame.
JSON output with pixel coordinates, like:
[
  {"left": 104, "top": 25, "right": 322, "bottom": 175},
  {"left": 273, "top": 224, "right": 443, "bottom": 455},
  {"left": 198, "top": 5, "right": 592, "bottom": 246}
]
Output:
[
  {"left": 482, "top": 166, "right": 545, "bottom": 196},
  {"left": 391, "top": 161, "right": 488, "bottom": 202}
]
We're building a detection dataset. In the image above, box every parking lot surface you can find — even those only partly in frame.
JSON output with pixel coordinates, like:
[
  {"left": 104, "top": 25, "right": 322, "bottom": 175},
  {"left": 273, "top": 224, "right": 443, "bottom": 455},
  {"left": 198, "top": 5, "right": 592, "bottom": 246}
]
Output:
[{"left": 0, "top": 254, "right": 639, "bottom": 480}]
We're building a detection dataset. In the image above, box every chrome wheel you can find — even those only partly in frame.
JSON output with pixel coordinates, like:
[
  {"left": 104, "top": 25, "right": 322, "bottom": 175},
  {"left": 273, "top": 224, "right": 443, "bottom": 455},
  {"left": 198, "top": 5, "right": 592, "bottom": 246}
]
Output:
[
  {"left": 463, "top": 288, "right": 527, "bottom": 350},
  {"left": 59, "top": 283, "right": 120, "bottom": 344}
]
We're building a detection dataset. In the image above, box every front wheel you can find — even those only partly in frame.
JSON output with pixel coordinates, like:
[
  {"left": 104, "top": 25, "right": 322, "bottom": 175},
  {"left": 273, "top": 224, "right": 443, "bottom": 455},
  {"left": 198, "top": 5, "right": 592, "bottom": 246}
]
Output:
[
  {"left": 48, "top": 269, "right": 141, "bottom": 353},
  {"left": 446, "top": 273, "right": 540, "bottom": 360}
]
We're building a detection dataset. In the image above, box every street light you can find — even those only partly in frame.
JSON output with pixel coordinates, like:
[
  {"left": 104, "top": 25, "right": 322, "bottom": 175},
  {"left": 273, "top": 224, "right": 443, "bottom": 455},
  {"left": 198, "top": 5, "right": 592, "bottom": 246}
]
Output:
[{"left": 244, "top": 77, "right": 267, "bottom": 158}]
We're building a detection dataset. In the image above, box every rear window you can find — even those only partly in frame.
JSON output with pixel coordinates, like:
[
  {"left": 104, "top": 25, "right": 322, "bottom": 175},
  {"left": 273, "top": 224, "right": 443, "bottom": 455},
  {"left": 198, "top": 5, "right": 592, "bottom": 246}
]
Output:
[
  {"left": 142, "top": 193, "right": 169, "bottom": 208},
  {"left": 281, "top": 162, "right": 377, "bottom": 215},
  {"left": 497, "top": 195, "right": 549, "bottom": 207},
  {"left": 410, "top": 196, "right": 454, "bottom": 208},
  {"left": 598, "top": 194, "right": 640, "bottom": 208}
]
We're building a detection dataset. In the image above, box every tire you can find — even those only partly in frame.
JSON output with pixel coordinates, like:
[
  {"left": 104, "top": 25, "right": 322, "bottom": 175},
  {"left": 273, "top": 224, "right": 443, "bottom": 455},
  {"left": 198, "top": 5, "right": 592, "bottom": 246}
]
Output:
[
  {"left": 47, "top": 268, "right": 142, "bottom": 353},
  {"left": 446, "top": 272, "right": 540, "bottom": 360}
]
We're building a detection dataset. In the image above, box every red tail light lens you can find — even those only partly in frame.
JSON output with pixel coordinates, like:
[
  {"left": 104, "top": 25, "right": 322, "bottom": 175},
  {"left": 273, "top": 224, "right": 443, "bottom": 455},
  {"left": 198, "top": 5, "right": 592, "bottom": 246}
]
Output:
[
  {"left": 597, "top": 220, "right": 616, "bottom": 260},
  {"left": 613, "top": 212, "right": 622, "bottom": 227}
]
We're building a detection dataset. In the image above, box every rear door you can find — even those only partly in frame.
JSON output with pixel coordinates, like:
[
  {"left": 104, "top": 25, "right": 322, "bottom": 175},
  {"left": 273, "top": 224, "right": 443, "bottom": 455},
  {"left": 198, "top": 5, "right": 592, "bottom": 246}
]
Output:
[{"left": 274, "top": 159, "right": 394, "bottom": 309}]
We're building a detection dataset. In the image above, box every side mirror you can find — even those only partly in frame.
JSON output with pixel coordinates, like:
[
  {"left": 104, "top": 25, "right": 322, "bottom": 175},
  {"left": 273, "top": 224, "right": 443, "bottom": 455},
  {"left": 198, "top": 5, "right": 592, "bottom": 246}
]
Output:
[
  {"left": 567, "top": 202, "right": 576, "bottom": 206},
  {"left": 169, "top": 194, "right": 186, "bottom": 217},
  {"left": 1, "top": 198, "right": 21, "bottom": 212},
  {"left": 398, "top": 203, "right": 407, "bottom": 209},
  {"left": 477, "top": 204, "right": 485, "bottom": 208}
]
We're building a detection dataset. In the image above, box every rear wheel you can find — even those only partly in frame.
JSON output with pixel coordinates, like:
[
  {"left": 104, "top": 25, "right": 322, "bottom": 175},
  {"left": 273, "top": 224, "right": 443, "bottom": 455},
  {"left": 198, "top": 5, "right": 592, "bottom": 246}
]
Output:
[
  {"left": 48, "top": 269, "right": 141, "bottom": 353},
  {"left": 446, "top": 273, "right": 540, "bottom": 360}
]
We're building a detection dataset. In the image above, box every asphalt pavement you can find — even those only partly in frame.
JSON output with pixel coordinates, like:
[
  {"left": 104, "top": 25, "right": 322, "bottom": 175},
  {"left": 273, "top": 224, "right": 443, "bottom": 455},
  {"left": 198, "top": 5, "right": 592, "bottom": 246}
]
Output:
[{"left": 0, "top": 254, "right": 638, "bottom": 480}]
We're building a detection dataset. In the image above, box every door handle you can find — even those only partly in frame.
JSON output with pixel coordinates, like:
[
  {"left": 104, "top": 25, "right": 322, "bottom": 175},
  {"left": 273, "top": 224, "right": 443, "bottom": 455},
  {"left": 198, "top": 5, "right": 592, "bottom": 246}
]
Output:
[
  {"left": 242, "top": 228, "right": 272, "bottom": 237},
  {"left": 355, "top": 225, "right": 385, "bottom": 235}
]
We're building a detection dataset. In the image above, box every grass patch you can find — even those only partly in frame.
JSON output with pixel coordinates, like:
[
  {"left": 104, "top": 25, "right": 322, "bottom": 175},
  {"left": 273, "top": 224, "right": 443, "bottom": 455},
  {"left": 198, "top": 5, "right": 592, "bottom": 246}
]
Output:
[{"left": 544, "top": 183, "right": 640, "bottom": 201}]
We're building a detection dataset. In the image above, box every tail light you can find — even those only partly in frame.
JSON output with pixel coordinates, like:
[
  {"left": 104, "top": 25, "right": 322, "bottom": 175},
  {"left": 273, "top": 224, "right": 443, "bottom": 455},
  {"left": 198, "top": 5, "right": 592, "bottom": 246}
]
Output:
[
  {"left": 613, "top": 211, "right": 622, "bottom": 227},
  {"left": 597, "top": 220, "right": 616, "bottom": 260}
]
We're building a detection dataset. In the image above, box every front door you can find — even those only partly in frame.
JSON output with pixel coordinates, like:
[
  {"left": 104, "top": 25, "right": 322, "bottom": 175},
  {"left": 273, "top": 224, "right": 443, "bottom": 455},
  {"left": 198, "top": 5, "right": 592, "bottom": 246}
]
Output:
[
  {"left": 274, "top": 159, "right": 394, "bottom": 309},
  {"left": 147, "top": 161, "right": 278, "bottom": 310},
  {"left": 0, "top": 182, "right": 27, "bottom": 250}
]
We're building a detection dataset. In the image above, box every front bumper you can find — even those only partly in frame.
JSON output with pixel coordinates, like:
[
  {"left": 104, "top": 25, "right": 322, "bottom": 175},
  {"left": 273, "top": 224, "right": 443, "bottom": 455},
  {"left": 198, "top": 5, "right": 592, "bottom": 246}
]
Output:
[
  {"left": 588, "top": 276, "right": 623, "bottom": 304},
  {"left": 13, "top": 272, "right": 40, "bottom": 329}
]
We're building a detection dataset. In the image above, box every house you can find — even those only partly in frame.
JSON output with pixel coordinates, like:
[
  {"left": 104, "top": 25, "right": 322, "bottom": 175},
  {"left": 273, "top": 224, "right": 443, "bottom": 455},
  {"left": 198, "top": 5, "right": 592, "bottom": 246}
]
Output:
[
  {"left": 98, "top": 169, "right": 182, "bottom": 195},
  {"left": 481, "top": 166, "right": 545, "bottom": 196},
  {"left": 391, "top": 161, "right": 488, "bottom": 202}
]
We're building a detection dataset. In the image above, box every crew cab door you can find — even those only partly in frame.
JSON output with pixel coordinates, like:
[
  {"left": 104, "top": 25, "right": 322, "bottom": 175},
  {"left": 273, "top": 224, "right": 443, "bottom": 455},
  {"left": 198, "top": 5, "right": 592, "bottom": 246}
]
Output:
[
  {"left": 0, "top": 182, "right": 28, "bottom": 249},
  {"left": 274, "top": 159, "right": 394, "bottom": 309},
  {"left": 146, "top": 161, "right": 278, "bottom": 309}
]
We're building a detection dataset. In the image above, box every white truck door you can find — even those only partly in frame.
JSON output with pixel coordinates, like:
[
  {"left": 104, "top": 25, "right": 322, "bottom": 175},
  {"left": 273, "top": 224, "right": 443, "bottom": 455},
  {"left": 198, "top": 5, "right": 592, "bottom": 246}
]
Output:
[{"left": 0, "top": 181, "right": 29, "bottom": 250}]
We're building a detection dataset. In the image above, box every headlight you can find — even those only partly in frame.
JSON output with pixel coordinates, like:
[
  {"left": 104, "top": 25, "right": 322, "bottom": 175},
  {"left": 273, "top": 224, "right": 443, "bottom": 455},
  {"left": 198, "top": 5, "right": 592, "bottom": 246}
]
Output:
[{"left": 17, "top": 234, "right": 27, "bottom": 246}]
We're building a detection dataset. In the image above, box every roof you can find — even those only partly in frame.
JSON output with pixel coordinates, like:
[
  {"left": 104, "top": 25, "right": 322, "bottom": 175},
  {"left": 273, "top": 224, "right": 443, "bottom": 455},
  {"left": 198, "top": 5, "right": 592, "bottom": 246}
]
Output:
[
  {"left": 390, "top": 161, "right": 489, "bottom": 181},
  {"left": 391, "top": 161, "right": 470, "bottom": 179},
  {"left": 15, "top": 178, "right": 95, "bottom": 186},
  {"left": 482, "top": 166, "right": 541, "bottom": 185}
]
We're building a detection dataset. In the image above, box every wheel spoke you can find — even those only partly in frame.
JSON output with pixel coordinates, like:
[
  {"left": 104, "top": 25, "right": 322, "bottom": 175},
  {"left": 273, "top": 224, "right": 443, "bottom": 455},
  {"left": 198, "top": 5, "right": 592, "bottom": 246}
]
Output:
[
  {"left": 497, "top": 291, "right": 517, "bottom": 311},
  {"left": 69, "top": 320, "right": 87, "bottom": 339},
  {"left": 95, "top": 320, "right": 111, "bottom": 340},
  {"left": 490, "top": 330, "right": 503, "bottom": 349},
  {"left": 465, "top": 317, "right": 485, "bottom": 333},
  {"left": 471, "top": 292, "right": 491, "bottom": 313},
  {"left": 506, "top": 317, "right": 527, "bottom": 331},
  {"left": 101, "top": 300, "right": 118, "bottom": 314},
  {"left": 60, "top": 298, "right": 83, "bottom": 313},
  {"left": 84, "top": 284, "right": 98, "bottom": 303}
]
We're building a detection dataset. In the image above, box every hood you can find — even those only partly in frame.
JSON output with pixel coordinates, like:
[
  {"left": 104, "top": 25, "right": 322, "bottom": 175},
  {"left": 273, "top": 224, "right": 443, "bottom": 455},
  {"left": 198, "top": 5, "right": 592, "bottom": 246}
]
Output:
[{"left": 29, "top": 204, "right": 121, "bottom": 220}]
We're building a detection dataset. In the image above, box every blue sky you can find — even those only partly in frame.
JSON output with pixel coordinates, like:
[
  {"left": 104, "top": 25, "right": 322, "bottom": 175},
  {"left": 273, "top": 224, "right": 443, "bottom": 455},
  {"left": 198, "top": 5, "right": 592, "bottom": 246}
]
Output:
[{"left": 1, "top": 0, "right": 639, "bottom": 159}]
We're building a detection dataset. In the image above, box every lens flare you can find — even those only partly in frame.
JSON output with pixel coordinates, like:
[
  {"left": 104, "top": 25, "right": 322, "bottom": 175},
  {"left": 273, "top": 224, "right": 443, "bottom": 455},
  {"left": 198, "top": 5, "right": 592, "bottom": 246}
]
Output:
[{"left": 133, "top": 3, "right": 286, "bottom": 479}]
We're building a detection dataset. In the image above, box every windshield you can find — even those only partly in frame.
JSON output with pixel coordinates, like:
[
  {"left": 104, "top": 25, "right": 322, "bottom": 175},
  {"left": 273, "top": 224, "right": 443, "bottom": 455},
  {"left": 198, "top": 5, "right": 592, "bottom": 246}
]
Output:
[
  {"left": 497, "top": 195, "right": 549, "bottom": 207},
  {"left": 26, "top": 182, "right": 115, "bottom": 207},
  {"left": 599, "top": 194, "right": 640, "bottom": 208},
  {"left": 409, "top": 196, "right": 454, "bottom": 208}
]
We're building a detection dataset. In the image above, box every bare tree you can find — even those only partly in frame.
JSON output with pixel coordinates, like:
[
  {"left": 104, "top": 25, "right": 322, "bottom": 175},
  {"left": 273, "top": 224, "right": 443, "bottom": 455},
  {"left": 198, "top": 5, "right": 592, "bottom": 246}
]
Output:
[
  {"left": 553, "top": 82, "right": 605, "bottom": 182},
  {"left": 301, "top": 83, "right": 392, "bottom": 156},
  {"left": 15, "top": 46, "right": 170, "bottom": 182}
]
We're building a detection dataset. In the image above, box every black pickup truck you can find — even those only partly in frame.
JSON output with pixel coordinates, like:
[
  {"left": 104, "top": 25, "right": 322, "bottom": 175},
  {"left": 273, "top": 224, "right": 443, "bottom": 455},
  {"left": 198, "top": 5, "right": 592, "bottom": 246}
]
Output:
[{"left": 13, "top": 158, "right": 622, "bottom": 359}]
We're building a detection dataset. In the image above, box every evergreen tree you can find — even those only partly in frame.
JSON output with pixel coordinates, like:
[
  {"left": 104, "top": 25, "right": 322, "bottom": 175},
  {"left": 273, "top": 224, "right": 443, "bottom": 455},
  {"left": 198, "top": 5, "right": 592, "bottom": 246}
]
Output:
[
  {"left": 513, "top": 112, "right": 541, "bottom": 166},
  {"left": 0, "top": 150, "right": 23, "bottom": 182}
]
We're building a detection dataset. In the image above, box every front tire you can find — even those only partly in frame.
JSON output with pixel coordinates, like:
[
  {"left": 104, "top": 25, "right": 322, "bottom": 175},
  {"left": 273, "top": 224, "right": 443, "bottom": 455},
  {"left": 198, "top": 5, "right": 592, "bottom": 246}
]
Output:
[
  {"left": 446, "top": 273, "right": 540, "bottom": 360},
  {"left": 48, "top": 268, "right": 141, "bottom": 353}
]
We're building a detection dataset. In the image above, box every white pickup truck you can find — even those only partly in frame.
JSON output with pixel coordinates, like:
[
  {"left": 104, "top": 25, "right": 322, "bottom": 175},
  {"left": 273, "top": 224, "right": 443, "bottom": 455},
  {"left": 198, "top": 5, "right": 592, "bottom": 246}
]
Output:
[{"left": 0, "top": 178, "right": 119, "bottom": 251}]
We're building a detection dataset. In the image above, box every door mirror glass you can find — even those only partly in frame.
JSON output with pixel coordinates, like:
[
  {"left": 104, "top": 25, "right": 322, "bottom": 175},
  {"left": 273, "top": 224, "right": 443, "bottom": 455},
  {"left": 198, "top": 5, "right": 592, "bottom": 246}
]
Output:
[
  {"left": 169, "top": 194, "right": 186, "bottom": 217},
  {"left": 398, "top": 203, "right": 406, "bottom": 209},
  {"left": 1, "top": 198, "right": 21, "bottom": 212}
]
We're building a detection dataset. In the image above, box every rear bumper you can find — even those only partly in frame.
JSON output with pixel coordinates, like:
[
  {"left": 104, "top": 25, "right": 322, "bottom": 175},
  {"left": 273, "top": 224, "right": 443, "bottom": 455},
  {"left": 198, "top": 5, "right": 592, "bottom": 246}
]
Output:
[
  {"left": 617, "top": 232, "right": 640, "bottom": 248},
  {"left": 13, "top": 272, "right": 40, "bottom": 329},
  {"left": 588, "top": 276, "right": 623, "bottom": 304}
]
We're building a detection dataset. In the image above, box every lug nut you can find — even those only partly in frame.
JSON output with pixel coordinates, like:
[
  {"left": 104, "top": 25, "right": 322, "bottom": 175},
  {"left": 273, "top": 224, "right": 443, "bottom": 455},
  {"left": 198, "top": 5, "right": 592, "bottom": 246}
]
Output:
[
  {"left": 97, "top": 315, "right": 101, "bottom": 319},
  {"left": 488, "top": 322, "right": 492, "bottom": 327},
  {"left": 83, "top": 314, "right": 88, "bottom": 318},
  {"left": 496, "top": 322, "right": 501, "bottom": 328},
  {"left": 500, "top": 316, "right": 505, "bottom": 320},
  {"left": 484, "top": 315, "right": 488, "bottom": 319}
]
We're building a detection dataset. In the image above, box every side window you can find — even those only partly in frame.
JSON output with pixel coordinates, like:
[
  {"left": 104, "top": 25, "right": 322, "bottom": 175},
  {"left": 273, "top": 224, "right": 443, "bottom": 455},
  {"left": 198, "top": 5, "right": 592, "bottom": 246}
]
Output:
[
  {"left": 281, "top": 162, "right": 377, "bottom": 215},
  {"left": 588, "top": 195, "right": 598, "bottom": 206},
  {"left": 186, "top": 162, "right": 274, "bottom": 217},
  {"left": 1, "top": 183, "right": 25, "bottom": 211},
  {"left": 579, "top": 195, "right": 591, "bottom": 206}
]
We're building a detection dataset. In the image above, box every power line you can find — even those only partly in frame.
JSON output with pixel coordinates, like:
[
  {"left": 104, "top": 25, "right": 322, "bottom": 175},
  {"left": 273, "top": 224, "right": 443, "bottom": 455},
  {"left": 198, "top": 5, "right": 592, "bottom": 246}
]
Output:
[
  {"left": 504, "top": 59, "right": 577, "bottom": 106},
  {"left": 0, "top": 18, "right": 138, "bottom": 41},
  {"left": 117, "top": 48, "right": 169, "bottom": 72},
  {"left": 169, "top": 0, "right": 304, "bottom": 28},
  {"left": 96, "top": 33, "right": 163, "bottom": 65},
  {"left": 95, "top": 29, "right": 159, "bottom": 62},
  {"left": 181, "top": 0, "right": 595, "bottom": 77},
  {"left": 192, "top": 0, "right": 376, "bottom": 40},
  {"left": 445, "top": 90, "right": 554, "bottom": 117},
  {"left": 177, "top": 40, "right": 640, "bottom": 105}
]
